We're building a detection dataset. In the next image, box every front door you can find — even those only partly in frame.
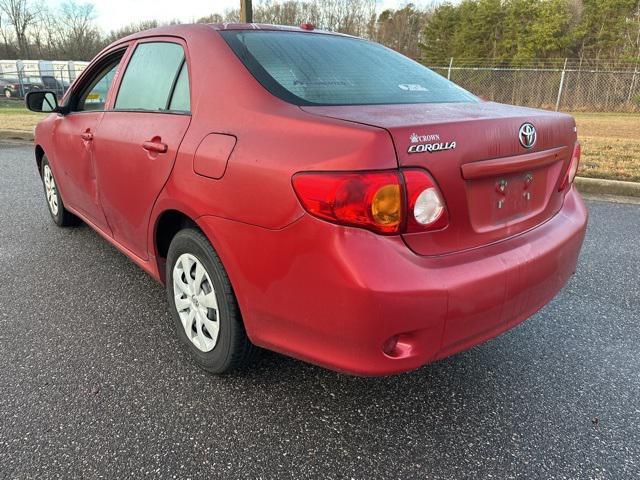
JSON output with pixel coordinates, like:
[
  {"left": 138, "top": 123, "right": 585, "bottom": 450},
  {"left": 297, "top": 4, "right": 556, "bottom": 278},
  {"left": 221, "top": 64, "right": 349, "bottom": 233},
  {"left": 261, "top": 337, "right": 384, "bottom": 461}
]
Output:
[
  {"left": 51, "top": 52, "right": 126, "bottom": 233},
  {"left": 94, "top": 40, "right": 192, "bottom": 259}
]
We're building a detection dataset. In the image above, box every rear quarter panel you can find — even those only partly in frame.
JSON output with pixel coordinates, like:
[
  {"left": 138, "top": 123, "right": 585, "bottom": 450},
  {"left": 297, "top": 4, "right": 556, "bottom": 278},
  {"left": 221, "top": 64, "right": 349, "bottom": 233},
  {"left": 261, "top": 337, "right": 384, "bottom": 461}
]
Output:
[{"left": 151, "top": 28, "right": 397, "bottom": 236}]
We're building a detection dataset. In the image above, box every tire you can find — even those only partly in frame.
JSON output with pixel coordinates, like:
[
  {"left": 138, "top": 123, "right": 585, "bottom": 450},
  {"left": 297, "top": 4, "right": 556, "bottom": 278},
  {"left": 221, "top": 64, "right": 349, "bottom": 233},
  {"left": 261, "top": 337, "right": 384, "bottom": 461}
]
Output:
[
  {"left": 4, "top": 89, "right": 11, "bottom": 98},
  {"left": 41, "top": 156, "right": 80, "bottom": 227},
  {"left": 166, "top": 228, "right": 255, "bottom": 374}
]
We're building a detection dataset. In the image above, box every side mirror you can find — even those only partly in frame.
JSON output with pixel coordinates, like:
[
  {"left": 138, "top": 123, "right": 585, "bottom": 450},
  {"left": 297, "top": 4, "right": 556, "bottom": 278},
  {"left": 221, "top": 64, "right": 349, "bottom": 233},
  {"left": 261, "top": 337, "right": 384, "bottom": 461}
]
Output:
[{"left": 25, "top": 90, "right": 59, "bottom": 113}]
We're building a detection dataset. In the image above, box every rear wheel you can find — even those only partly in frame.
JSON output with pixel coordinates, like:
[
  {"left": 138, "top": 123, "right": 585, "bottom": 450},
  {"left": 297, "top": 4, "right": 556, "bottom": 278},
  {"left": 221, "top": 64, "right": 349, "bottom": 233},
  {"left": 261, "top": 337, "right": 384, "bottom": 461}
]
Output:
[
  {"left": 4, "top": 89, "right": 11, "bottom": 98},
  {"left": 166, "top": 228, "right": 255, "bottom": 374},
  {"left": 41, "top": 156, "right": 79, "bottom": 227}
]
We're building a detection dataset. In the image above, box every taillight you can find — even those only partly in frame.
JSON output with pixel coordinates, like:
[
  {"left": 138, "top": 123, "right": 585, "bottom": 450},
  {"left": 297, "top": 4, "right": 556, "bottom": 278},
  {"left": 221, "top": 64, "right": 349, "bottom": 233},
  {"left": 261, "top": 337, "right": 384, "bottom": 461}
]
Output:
[
  {"left": 559, "top": 142, "right": 580, "bottom": 191},
  {"left": 291, "top": 171, "right": 402, "bottom": 234},
  {"left": 292, "top": 169, "right": 447, "bottom": 235}
]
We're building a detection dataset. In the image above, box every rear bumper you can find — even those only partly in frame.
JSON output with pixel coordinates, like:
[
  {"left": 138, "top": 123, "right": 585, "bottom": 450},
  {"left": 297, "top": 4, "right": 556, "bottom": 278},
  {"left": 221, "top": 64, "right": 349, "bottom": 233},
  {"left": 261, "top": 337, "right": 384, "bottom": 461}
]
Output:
[{"left": 198, "top": 186, "right": 588, "bottom": 376}]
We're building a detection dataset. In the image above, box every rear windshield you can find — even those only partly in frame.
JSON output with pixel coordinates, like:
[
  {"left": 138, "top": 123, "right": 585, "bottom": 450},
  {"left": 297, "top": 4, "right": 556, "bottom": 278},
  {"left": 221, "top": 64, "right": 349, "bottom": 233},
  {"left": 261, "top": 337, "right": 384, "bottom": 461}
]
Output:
[{"left": 221, "top": 30, "right": 478, "bottom": 106}]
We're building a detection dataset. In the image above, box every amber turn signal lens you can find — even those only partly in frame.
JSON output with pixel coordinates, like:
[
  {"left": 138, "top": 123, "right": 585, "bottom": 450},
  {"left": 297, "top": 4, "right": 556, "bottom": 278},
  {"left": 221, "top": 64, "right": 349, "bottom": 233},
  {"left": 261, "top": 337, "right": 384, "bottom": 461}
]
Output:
[{"left": 371, "top": 184, "right": 401, "bottom": 227}]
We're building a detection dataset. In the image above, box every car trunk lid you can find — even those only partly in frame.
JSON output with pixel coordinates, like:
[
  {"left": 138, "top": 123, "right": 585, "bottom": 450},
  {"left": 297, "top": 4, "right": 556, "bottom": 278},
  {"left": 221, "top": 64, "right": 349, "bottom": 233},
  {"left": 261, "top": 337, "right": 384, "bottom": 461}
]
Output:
[{"left": 301, "top": 102, "right": 577, "bottom": 255}]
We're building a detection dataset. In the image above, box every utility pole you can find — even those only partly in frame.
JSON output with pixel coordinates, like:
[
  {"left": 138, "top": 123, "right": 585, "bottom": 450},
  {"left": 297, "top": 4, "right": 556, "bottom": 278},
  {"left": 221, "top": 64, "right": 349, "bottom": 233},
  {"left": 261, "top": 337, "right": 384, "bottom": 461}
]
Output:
[{"left": 240, "top": 0, "right": 253, "bottom": 23}]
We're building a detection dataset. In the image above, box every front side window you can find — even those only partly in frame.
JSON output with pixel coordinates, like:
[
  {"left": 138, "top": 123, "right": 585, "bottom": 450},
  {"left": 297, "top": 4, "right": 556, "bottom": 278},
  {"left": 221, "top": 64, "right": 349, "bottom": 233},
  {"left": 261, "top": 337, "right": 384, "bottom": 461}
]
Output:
[
  {"left": 222, "top": 31, "right": 478, "bottom": 106},
  {"left": 115, "top": 42, "right": 188, "bottom": 112},
  {"left": 74, "top": 54, "right": 123, "bottom": 112}
]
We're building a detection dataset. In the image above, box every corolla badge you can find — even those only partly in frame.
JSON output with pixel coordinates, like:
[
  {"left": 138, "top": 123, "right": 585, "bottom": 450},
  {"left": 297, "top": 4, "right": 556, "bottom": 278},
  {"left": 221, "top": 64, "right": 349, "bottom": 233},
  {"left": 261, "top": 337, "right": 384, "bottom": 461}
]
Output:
[
  {"left": 408, "top": 132, "right": 456, "bottom": 154},
  {"left": 518, "top": 123, "right": 536, "bottom": 149}
]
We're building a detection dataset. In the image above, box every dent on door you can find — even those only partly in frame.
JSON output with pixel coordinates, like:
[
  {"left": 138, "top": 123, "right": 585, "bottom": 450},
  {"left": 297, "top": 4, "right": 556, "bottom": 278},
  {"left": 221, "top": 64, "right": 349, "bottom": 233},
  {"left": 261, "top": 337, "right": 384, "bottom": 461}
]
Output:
[{"left": 51, "top": 113, "right": 112, "bottom": 233}]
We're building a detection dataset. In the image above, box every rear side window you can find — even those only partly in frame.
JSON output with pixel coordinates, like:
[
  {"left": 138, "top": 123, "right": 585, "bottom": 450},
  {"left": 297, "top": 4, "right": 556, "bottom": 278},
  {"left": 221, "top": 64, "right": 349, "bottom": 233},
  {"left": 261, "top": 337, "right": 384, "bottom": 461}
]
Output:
[
  {"left": 222, "top": 31, "right": 477, "bottom": 106},
  {"left": 169, "top": 62, "right": 190, "bottom": 112},
  {"left": 115, "top": 42, "right": 189, "bottom": 112}
]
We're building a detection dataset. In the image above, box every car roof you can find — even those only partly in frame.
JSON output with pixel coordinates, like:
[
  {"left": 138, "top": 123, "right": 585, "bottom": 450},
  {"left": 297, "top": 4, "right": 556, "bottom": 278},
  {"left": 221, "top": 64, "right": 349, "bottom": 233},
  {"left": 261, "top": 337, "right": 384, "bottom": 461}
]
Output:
[
  {"left": 98, "top": 22, "right": 356, "bottom": 65},
  {"left": 117, "top": 22, "right": 350, "bottom": 44}
]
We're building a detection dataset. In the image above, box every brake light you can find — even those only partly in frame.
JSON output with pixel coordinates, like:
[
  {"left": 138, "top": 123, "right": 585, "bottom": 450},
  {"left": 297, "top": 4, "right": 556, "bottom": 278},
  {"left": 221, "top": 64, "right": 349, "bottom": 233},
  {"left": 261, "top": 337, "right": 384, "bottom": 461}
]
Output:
[
  {"left": 292, "top": 169, "right": 447, "bottom": 235},
  {"left": 292, "top": 171, "right": 402, "bottom": 234},
  {"left": 559, "top": 142, "right": 580, "bottom": 191}
]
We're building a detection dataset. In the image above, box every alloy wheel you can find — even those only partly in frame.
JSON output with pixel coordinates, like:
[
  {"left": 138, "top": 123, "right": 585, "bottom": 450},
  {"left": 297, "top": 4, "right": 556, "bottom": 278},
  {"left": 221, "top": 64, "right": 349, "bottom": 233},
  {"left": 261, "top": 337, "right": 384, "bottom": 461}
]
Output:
[
  {"left": 43, "top": 165, "right": 59, "bottom": 216},
  {"left": 172, "top": 253, "right": 220, "bottom": 352}
]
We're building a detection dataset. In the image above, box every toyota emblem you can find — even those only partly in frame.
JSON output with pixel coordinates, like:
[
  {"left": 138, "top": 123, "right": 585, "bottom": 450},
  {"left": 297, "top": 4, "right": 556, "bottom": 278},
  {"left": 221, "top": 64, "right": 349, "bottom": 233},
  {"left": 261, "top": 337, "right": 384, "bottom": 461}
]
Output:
[{"left": 518, "top": 123, "right": 536, "bottom": 149}]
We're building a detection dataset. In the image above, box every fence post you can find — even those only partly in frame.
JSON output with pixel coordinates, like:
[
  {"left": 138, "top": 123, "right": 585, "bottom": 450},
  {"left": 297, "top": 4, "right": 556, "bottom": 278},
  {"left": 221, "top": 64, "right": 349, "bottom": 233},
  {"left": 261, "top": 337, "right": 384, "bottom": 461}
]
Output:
[
  {"left": 555, "top": 58, "right": 568, "bottom": 111},
  {"left": 67, "top": 61, "right": 75, "bottom": 83},
  {"left": 628, "top": 66, "right": 638, "bottom": 103},
  {"left": 447, "top": 57, "right": 453, "bottom": 80},
  {"left": 56, "top": 68, "right": 62, "bottom": 97},
  {"left": 16, "top": 60, "right": 25, "bottom": 99}
]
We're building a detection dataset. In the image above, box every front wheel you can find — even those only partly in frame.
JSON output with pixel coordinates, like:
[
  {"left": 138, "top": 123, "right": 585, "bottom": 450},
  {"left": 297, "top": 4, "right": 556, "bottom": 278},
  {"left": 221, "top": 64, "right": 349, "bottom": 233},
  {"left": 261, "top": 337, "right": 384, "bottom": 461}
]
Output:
[
  {"left": 41, "top": 156, "right": 79, "bottom": 227},
  {"left": 4, "top": 89, "right": 11, "bottom": 98},
  {"left": 166, "top": 229, "right": 255, "bottom": 374}
]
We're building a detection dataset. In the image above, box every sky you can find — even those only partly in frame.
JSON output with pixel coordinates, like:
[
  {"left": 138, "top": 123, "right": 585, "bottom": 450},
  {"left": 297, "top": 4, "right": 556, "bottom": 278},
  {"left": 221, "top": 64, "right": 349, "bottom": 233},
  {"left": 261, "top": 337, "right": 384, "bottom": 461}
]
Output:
[{"left": 50, "top": 0, "right": 435, "bottom": 32}]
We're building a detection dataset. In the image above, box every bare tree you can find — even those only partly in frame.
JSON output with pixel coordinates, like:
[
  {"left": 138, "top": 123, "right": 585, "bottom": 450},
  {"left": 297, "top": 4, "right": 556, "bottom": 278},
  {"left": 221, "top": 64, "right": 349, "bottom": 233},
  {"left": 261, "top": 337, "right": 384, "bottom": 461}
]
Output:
[
  {"left": 30, "top": 3, "right": 64, "bottom": 59},
  {"left": 0, "top": 0, "right": 635, "bottom": 71},
  {"left": 0, "top": 10, "right": 18, "bottom": 57},
  {"left": 102, "top": 20, "right": 160, "bottom": 45},
  {"left": 222, "top": 0, "right": 375, "bottom": 38},
  {"left": 57, "top": 1, "right": 101, "bottom": 60},
  {"left": 374, "top": 4, "right": 431, "bottom": 59},
  {"left": 27, "top": 1, "right": 102, "bottom": 60},
  {"left": 196, "top": 13, "right": 224, "bottom": 23},
  {"left": 0, "top": 0, "right": 38, "bottom": 57},
  {"left": 320, "top": 0, "right": 375, "bottom": 37}
]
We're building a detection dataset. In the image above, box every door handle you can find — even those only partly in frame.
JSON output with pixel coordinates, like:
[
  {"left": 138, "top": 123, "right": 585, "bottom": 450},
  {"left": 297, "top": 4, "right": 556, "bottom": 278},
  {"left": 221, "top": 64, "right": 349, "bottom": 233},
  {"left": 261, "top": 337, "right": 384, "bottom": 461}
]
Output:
[
  {"left": 81, "top": 131, "right": 93, "bottom": 141},
  {"left": 142, "top": 140, "right": 168, "bottom": 154}
]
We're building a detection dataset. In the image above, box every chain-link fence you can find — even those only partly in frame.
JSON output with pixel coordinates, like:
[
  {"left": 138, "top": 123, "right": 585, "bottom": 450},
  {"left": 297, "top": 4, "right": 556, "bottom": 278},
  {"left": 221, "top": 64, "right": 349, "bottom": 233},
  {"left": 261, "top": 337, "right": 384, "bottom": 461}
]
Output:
[
  {"left": 0, "top": 60, "right": 89, "bottom": 101},
  {"left": 429, "top": 61, "right": 640, "bottom": 112}
]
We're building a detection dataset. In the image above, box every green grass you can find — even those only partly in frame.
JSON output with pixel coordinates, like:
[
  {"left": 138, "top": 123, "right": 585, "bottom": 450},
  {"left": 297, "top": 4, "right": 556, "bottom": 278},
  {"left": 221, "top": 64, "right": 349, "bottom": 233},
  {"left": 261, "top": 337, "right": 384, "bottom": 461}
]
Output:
[
  {"left": 0, "top": 97, "right": 30, "bottom": 111},
  {"left": 0, "top": 97, "right": 43, "bottom": 141},
  {"left": 572, "top": 113, "right": 640, "bottom": 183}
]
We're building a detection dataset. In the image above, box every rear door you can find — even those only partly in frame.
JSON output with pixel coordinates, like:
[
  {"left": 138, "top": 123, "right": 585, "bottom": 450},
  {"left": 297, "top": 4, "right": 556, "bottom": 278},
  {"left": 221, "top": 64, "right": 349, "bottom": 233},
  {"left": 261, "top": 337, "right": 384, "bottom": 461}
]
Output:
[{"left": 94, "top": 39, "right": 191, "bottom": 260}]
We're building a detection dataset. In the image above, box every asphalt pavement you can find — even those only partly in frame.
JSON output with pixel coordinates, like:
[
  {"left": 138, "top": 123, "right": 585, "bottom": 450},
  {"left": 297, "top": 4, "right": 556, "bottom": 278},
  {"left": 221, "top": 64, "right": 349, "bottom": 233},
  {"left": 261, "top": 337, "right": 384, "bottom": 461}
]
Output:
[{"left": 1, "top": 143, "right": 639, "bottom": 479}]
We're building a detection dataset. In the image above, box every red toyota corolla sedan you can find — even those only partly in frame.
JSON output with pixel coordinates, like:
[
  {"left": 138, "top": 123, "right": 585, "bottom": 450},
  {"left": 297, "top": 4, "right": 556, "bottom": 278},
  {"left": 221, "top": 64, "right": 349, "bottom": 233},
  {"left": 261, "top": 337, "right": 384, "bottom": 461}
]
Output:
[{"left": 26, "top": 23, "right": 587, "bottom": 376}]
